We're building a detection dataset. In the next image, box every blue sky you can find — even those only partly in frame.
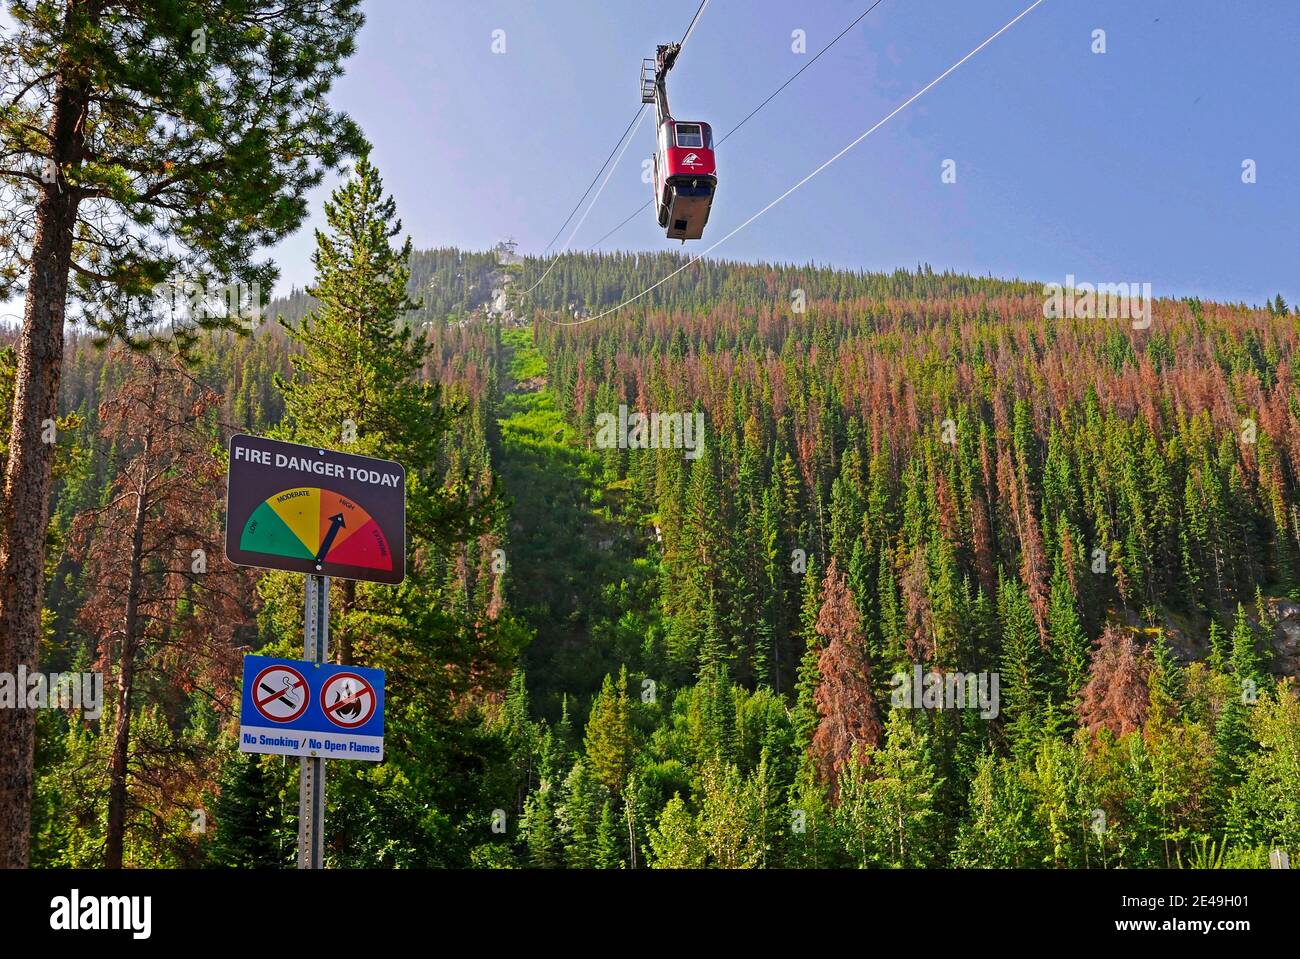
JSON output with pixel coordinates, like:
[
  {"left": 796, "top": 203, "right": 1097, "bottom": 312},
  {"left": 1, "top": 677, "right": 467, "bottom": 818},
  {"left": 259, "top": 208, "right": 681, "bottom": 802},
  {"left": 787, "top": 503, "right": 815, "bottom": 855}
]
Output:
[
  {"left": 268, "top": 0, "right": 1297, "bottom": 306},
  {"left": 6, "top": 0, "right": 1299, "bottom": 313}
]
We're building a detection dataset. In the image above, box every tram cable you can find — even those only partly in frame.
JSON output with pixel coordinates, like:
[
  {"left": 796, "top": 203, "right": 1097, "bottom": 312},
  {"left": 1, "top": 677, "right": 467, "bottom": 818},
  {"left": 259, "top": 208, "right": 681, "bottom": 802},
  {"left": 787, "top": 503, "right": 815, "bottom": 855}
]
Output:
[
  {"left": 520, "top": 0, "right": 711, "bottom": 296},
  {"left": 541, "top": 106, "right": 646, "bottom": 254},
  {"left": 548, "top": 0, "right": 1048, "bottom": 326},
  {"left": 590, "top": 0, "right": 889, "bottom": 250}
]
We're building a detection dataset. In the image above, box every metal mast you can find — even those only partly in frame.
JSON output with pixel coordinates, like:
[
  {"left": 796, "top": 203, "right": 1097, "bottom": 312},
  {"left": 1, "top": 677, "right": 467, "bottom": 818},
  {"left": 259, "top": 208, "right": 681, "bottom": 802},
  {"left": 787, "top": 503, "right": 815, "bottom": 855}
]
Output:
[{"left": 640, "top": 42, "right": 680, "bottom": 126}]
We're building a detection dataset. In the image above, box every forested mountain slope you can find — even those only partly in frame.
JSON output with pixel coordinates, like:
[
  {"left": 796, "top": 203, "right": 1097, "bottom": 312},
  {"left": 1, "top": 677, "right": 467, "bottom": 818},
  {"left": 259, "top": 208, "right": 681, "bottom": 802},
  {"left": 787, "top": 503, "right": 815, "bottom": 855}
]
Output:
[{"left": 5, "top": 247, "right": 1297, "bottom": 868}]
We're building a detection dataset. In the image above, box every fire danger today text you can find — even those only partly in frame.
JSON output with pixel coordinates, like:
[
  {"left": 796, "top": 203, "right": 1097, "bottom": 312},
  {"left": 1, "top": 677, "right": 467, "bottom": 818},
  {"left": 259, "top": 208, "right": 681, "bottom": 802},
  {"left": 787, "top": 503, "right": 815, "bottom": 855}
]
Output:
[{"left": 233, "top": 445, "right": 402, "bottom": 487}]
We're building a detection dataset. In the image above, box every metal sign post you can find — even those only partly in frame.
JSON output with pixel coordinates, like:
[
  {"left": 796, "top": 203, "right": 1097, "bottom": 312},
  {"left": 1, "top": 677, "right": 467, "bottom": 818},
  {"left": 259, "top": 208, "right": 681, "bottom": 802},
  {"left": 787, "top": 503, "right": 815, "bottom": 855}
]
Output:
[{"left": 297, "top": 574, "right": 329, "bottom": 869}]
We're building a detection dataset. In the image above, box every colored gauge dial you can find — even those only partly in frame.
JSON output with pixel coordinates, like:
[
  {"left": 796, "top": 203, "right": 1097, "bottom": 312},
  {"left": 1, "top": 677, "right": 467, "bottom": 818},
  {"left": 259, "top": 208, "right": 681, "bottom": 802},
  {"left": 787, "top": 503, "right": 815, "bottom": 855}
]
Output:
[{"left": 239, "top": 487, "right": 394, "bottom": 572}]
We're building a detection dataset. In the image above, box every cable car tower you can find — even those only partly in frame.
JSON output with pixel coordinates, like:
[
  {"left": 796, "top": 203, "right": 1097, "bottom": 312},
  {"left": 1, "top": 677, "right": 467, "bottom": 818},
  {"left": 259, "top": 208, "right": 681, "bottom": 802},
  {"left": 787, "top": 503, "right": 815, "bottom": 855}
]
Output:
[{"left": 641, "top": 42, "right": 716, "bottom": 241}]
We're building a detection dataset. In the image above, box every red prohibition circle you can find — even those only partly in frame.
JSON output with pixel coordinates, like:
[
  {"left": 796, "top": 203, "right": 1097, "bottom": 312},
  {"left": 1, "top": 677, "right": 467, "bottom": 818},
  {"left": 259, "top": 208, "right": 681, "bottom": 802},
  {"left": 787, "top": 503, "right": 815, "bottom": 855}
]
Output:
[
  {"left": 251, "top": 665, "right": 309, "bottom": 723},
  {"left": 319, "top": 672, "right": 376, "bottom": 729}
]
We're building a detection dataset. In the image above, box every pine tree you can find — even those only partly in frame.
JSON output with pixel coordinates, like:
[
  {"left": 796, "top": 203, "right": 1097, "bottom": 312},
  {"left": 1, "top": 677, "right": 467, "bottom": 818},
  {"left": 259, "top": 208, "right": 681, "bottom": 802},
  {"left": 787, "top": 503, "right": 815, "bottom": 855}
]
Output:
[
  {"left": 584, "top": 668, "right": 634, "bottom": 794},
  {"left": 207, "top": 754, "right": 288, "bottom": 868},
  {"left": 810, "top": 559, "right": 881, "bottom": 790},
  {"left": 790, "top": 556, "right": 823, "bottom": 752},
  {"left": 698, "top": 591, "right": 729, "bottom": 675},
  {"left": 557, "top": 759, "right": 604, "bottom": 868},
  {"left": 279, "top": 153, "right": 445, "bottom": 474},
  {"left": 999, "top": 576, "right": 1045, "bottom": 755},
  {"left": 523, "top": 785, "right": 561, "bottom": 868},
  {"left": 792, "top": 641, "right": 823, "bottom": 756},
  {"left": 556, "top": 694, "right": 576, "bottom": 757},
  {"left": 1210, "top": 691, "right": 1251, "bottom": 832},
  {"left": 0, "top": 2, "right": 363, "bottom": 865},
  {"left": 753, "top": 620, "right": 774, "bottom": 691},
  {"left": 501, "top": 669, "right": 537, "bottom": 814},
  {"left": 1078, "top": 624, "right": 1151, "bottom": 737},
  {"left": 256, "top": 160, "right": 525, "bottom": 867},
  {"left": 1207, "top": 619, "right": 1228, "bottom": 674},
  {"left": 595, "top": 800, "right": 623, "bottom": 869},
  {"left": 1047, "top": 548, "right": 1090, "bottom": 707},
  {"left": 1210, "top": 613, "right": 1260, "bottom": 825},
  {"left": 847, "top": 539, "right": 874, "bottom": 648},
  {"left": 693, "top": 662, "right": 739, "bottom": 768},
  {"left": 799, "top": 554, "right": 822, "bottom": 645},
  {"left": 1228, "top": 603, "right": 1262, "bottom": 695},
  {"left": 667, "top": 435, "right": 728, "bottom": 670},
  {"left": 877, "top": 547, "right": 904, "bottom": 669},
  {"left": 276, "top": 153, "right": 494, "bottom": 662},
  {"left": 828, "top": 449, "right": 863, "bottom": 567},
  {"left": 929, "top": 540, "right": 966, "bottom": 669},
  {"left": 1147, "top": 629, "right": 1186, "bottom": 723}
]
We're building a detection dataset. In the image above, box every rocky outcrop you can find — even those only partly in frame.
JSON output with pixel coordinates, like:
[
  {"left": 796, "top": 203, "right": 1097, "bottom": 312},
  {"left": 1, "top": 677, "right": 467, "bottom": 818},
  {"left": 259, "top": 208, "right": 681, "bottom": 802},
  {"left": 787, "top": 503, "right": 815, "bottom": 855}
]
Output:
[{"left": 1263, "top": 597, "right": 1300, "bottom": 678}]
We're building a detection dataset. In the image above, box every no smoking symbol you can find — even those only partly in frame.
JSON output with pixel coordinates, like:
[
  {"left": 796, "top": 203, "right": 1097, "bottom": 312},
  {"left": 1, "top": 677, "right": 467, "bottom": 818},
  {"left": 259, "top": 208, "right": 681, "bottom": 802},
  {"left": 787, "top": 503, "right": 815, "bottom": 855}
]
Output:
[
  {"left": 251, "top": 665, "right": 309, "bottom": 723},
  {"left": 320, "top": 672, "right": 376, "bottom": 728}
]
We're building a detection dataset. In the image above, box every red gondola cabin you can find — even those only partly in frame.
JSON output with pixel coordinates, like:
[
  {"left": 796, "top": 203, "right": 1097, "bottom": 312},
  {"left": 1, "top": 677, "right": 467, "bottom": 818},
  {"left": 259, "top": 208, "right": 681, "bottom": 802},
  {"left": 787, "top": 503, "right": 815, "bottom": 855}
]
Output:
[
  {"left": 642, "top": 43, "right": 717, "bottom": 241},
  {"left": 653, "top": 118, "right": 716, "bottom": 241}
]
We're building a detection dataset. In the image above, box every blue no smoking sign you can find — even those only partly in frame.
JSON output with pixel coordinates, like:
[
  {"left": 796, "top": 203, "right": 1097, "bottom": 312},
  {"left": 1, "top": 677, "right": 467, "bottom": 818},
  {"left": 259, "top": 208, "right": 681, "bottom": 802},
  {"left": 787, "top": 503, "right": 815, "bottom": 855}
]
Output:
[{"left": 239, "top": 655, "right": 385, "bottom": 762}]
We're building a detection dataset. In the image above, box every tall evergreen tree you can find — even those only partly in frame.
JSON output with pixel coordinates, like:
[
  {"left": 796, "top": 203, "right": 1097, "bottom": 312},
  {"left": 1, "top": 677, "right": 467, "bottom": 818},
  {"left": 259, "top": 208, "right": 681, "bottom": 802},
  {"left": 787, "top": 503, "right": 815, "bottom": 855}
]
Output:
[
  {"left": 1228, "top": 603, "right": 1262, "bottom": 695},
  {"left": 557, "top": 758, "right": 604, "bottom": 868},
  {"left": 810, "top": 560, "right": 881, "bottom": 790},
  {"left": 999, "top": 576, "right": 1045, "bottom": 756},
  {"left": 207, "top": 754, "right": 288, "bottom": 869},
  {"left": 0, "top": 0, "right": 363, "bottom": 866},
  {"left": 262, "top": 156, "right": 519, "bottom": 865},
  {"left": 1147, "top": 630, "right": 1186, "bottom": 723},
  {"left": 595, "top": 800, "right": 623, "bottom": 869},
  {"left": 584, "top": 668, "right": 634, "bottom": 794}
]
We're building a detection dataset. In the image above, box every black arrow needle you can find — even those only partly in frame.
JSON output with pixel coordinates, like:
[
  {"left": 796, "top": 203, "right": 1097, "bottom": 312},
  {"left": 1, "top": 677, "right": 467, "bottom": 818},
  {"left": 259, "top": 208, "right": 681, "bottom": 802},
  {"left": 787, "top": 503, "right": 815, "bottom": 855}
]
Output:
[{"left": 316, "top": 513, "right": 346, "bottom": 563}]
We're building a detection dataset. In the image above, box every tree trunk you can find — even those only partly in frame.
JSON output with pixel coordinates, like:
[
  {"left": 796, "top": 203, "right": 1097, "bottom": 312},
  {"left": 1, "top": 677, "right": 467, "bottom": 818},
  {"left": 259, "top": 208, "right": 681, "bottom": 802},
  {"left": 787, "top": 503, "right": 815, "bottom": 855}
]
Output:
[
  {"left": 772, "top": 610, "right": 782, "bottom": 695},
  {"left": 105, "top": 450, "right": 150, "bottom": 869},
  {"left": 104, "top": 634, "right": 137, "bottom": 869},
  {"left": 625, "top": 796, "right": 637, "bottom": 870},
  {"left": 0, "top": 52, "right": 86, "bottom": 869}
]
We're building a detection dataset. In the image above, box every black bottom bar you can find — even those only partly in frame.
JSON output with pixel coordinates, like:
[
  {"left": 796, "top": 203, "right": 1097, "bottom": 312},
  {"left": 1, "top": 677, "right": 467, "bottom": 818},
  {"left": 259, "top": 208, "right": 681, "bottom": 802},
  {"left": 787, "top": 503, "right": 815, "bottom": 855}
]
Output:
[{"left": 8, "top": 867, "right": 1285, "bottom": 943}]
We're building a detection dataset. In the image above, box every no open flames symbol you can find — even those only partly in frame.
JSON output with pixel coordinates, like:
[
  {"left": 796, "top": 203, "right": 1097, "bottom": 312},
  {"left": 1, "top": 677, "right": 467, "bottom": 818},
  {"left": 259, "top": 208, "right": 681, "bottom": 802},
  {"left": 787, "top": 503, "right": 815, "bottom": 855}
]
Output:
[{"left": 319, "top": 672, "right": 376, "bottom": 729}]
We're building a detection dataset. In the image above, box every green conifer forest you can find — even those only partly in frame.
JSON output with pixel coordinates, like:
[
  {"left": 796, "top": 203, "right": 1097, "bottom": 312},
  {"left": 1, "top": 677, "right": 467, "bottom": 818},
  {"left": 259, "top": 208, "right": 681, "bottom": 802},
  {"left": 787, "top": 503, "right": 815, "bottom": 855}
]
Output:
[
  {"left": 8, "top": 199, "right": 1297, "bottom": 867},
  {"left": 0, "top": 1, "right": 1296, "bottom": 903}
]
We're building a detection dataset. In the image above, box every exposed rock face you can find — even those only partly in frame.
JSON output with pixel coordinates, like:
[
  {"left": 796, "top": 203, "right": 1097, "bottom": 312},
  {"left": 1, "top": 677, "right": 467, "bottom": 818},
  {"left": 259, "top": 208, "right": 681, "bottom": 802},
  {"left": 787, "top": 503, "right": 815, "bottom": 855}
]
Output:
[
  {"left": 490, "top": 286, "right": 510, "bottom": 316},
  {"left": 1263, "top": 597, "right": 1300, "bottom": 678},
  {"left": 1119, "top": 600, "right": 1300, "bottom": 679}
]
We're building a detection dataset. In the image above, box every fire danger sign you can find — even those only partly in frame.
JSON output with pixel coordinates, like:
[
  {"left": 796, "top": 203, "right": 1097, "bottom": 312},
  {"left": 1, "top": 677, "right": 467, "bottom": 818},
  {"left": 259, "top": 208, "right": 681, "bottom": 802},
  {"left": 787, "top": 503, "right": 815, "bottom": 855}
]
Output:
[
  {"left": 224, "top": 434, "right": 406, "bottom": 585},
  {"left": 239, "top": 655, "right": 385, "bottom": 761}
]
